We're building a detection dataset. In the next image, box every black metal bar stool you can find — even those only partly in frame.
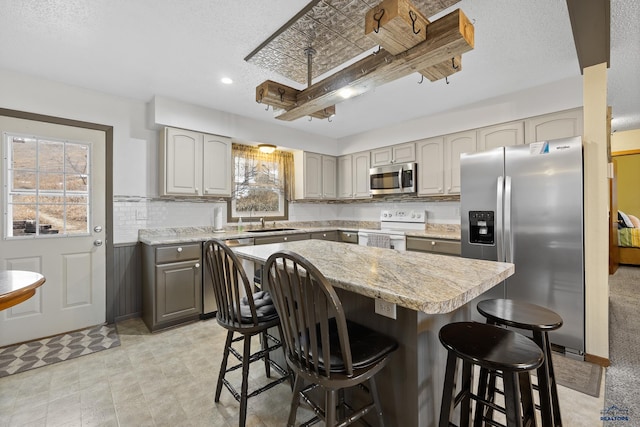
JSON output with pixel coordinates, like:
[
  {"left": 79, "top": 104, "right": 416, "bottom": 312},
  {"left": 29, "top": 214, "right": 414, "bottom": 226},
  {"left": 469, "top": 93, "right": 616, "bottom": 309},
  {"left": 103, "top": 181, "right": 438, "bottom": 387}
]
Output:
[
  {"left": 439, "top": 321, "right": 544, "bottom": 427},
  {"left": 477, "top": 299, "right": 563, "bottom": 427}
]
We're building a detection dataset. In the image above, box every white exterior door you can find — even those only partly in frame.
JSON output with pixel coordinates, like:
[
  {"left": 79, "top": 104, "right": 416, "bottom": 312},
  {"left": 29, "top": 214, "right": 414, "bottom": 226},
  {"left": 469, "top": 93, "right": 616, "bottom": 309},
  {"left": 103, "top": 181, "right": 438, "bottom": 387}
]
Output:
[{"left": 0, "top": 116, "right": 106, "bottom": 347}]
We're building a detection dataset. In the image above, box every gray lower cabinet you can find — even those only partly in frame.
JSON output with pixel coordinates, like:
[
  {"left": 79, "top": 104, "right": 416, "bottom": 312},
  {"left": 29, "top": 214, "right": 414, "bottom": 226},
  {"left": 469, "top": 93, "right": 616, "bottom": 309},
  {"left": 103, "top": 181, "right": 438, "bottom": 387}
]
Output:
[
  {"left": 142, "top": 243, "right": 202, "bottom": 332},
  {"left": 406, "top": 236, "right": 461, "bottom": 256},
  {"left": 253, "top": 233, "right": 310, "bottom": 245},
  {"left": 310, "top": 230, "right": 338, "bottom": 241},
  {"left": 338, "top": 230, "right": 358, "bottom": 244}
]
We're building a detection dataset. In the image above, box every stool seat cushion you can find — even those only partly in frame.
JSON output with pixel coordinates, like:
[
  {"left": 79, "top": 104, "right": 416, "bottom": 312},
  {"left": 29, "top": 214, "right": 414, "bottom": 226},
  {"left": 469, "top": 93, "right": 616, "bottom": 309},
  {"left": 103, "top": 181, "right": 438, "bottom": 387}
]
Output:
[
  {"left": 439, "top": 322, "right": 543, "bottom": 372},
  {"left": 315, "top": 318, "right": 398, "bottom": 373},
  {"left": 477, "top": 299, "right": 563, "bottom": 331},
  {"left": 239, "top": 291, "right": 278, "bottom": 323}
]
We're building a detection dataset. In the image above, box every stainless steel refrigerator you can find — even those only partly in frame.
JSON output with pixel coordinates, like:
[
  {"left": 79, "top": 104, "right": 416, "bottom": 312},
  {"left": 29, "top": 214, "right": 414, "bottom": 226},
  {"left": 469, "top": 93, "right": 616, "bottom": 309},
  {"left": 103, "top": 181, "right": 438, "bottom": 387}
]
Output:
[{"left": 461, "top": 136, "right": 584, "bottom": 356}]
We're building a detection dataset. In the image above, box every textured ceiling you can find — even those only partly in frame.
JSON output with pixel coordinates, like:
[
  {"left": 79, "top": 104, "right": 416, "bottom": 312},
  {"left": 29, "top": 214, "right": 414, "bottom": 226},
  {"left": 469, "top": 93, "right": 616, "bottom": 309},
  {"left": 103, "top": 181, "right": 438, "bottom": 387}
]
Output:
[
  {"left": 246, "top": 0, "right": 459, "bottom": 84},
  {"left": 0, "top": 0, "right": 638, "bottom": 139}
]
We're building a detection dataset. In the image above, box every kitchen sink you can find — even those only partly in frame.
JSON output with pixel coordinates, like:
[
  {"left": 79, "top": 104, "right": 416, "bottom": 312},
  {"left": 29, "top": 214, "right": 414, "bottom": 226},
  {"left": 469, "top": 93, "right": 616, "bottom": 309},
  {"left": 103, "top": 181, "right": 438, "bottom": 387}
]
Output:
[{"left": 246, "top": 228, "right": 297, "bottom": 233}]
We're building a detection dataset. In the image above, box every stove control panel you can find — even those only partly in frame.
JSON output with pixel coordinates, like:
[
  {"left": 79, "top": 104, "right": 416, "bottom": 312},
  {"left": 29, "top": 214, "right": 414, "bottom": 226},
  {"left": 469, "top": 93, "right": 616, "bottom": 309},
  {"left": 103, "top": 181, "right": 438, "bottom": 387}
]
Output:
[{"left": 380, "top": 209, "right": 426, "bottom": 223}]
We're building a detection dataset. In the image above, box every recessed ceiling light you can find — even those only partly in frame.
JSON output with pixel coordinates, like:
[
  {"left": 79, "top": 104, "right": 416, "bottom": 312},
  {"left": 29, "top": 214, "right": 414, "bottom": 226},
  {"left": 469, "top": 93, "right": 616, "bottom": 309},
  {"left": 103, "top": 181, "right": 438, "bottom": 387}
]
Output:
[{"left": 221, "top": 77, "right": 233, "bottom": 85}]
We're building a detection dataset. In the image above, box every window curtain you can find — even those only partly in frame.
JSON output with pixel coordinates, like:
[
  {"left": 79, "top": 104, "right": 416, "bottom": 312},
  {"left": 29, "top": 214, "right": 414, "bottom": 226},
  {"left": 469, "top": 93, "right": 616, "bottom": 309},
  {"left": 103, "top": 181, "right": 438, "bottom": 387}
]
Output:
[{"left": 231, "top": 143, "right": 294, "bottom": 200}]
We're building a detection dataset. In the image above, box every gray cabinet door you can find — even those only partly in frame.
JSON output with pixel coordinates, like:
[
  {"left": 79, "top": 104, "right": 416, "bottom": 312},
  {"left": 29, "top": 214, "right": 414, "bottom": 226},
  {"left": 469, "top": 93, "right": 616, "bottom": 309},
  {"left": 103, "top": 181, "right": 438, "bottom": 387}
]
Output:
[{"left": 155, "top": 259, "right": 202, "bottom": 324}]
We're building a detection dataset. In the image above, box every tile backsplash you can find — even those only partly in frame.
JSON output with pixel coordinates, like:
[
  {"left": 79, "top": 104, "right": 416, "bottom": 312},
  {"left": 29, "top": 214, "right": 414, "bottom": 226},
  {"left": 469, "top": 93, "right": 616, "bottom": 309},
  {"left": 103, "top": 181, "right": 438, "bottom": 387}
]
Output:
[{"left": 114, "top": 197, "right": 460, "bottom": 244}]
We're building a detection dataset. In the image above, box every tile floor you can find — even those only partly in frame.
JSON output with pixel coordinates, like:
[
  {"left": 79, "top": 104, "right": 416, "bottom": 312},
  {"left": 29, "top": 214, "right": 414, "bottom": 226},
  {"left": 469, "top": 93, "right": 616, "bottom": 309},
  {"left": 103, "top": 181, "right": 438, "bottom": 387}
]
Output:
[{"left": 0, "top": 317, "right": 605, "bottom": 426}]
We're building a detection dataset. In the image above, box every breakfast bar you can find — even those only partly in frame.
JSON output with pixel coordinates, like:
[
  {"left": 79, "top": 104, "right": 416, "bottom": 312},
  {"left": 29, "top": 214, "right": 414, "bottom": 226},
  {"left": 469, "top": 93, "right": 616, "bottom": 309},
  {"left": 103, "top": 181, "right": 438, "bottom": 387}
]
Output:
[{"left": 234, "top": 239, "right": 514, "bottom": 426}]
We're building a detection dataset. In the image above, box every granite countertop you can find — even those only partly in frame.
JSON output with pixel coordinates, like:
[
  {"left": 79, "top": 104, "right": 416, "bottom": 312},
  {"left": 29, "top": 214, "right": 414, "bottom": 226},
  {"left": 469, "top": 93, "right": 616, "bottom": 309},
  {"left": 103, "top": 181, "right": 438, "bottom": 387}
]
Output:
[
  {"left": 138, "top": 226, "right": 360, "bottom": 245},
  {"left": 138, "top": 224, "right": 461, "bottom": 245},
  {"left": 233, "top": 240, "right": 512, "bottom": 314}
]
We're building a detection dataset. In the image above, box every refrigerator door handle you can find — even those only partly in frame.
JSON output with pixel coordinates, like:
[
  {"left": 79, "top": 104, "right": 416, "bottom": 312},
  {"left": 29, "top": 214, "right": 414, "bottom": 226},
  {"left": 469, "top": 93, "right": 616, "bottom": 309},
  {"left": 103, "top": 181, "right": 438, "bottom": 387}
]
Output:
[
  {"left": 504, "top": 176, "right": 513, "bottom": 263},
  {"left": 496, "top": 176, "right": 504, "bottom": 262}
]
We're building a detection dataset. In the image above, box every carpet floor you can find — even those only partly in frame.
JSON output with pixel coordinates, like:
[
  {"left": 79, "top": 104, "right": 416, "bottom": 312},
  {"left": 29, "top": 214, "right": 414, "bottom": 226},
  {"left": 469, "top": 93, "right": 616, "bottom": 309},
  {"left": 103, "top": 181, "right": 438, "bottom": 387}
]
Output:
[
  {"left": 604, "top": 265, "right": 640, "bottom": 425},
  {"left": 0, "top": 324, "right": 120, "bottom": 378}
]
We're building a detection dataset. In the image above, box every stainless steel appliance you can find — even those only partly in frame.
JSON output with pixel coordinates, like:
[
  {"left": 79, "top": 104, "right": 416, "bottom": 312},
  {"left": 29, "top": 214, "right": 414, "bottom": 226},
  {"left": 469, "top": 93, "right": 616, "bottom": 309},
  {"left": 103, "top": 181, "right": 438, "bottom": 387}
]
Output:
[
  {"left": 369, "top": 162, "right": 417, "bottom": 195},
  {"left": 202, "top": 237, "right": 254, "bottom": 318},
  {"left": 461, "top": 136, "right": 584, "bottom": 356},
  {"left": 358, "top": 209, "right": 425, "bottom": 250}
]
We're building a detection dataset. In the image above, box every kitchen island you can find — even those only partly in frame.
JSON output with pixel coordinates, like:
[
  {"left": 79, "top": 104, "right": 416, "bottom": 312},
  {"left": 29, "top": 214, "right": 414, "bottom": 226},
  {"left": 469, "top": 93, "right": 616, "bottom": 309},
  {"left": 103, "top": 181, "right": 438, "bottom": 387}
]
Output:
[{"left": 233, "top": 240, "right": 514, "bottom": 427}]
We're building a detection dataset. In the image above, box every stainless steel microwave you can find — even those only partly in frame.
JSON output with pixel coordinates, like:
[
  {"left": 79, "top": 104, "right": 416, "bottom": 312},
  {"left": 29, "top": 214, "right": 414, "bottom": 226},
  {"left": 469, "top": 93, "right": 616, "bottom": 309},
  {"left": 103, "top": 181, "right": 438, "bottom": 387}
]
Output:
[{"left": 369, "top": 162, "right": 417, "bottom": 195}]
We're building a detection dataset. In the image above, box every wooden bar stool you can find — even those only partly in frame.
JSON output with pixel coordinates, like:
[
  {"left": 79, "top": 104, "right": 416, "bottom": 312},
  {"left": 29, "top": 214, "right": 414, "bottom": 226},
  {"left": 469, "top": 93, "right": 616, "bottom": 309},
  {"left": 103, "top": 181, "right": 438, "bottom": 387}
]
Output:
[
  {"left": 439, "top": 322, "right": 544, "bottom": 427},
  {"left": 476, "top": 299, "right": 563, "bottom": 427}
]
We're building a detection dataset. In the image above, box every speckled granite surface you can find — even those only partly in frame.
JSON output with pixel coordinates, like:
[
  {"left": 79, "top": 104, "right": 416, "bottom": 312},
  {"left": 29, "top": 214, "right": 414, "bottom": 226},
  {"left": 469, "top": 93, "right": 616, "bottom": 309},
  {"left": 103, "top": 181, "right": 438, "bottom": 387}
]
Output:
[
  {"left": 234, "top": 240, "right": 512, "bottom": 314},
  {"left": 137, "top": 226, "right": 362, "bottom": 245},
  {"left": 138, "top": 222, "right": 461, "bottom": 245}
]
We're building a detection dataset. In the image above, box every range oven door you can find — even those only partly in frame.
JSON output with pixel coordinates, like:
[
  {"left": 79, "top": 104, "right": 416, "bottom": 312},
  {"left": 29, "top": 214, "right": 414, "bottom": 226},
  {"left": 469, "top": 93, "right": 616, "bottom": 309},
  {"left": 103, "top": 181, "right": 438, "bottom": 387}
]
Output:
[{"left": 369, "top": 162, "right": 416, "bottom": 195}]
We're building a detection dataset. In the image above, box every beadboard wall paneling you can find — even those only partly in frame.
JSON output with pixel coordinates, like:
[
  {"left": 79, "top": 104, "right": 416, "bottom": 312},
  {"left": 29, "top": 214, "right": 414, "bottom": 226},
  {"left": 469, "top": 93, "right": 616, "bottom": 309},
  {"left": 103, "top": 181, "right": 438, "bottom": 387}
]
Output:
[{"left": 111, "top": 243, "right": 142, "bottom": 322}]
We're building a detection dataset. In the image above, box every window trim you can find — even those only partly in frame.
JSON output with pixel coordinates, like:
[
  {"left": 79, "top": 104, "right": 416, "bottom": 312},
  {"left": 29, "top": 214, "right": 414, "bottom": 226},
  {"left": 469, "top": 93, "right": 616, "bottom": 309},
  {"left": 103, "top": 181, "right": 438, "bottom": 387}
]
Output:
[
  {"left": 3, "top": 132, "right": 92, "bottom": 239},
  {"left": 227, "top": 144, "right": 291, "bottom": 223}
]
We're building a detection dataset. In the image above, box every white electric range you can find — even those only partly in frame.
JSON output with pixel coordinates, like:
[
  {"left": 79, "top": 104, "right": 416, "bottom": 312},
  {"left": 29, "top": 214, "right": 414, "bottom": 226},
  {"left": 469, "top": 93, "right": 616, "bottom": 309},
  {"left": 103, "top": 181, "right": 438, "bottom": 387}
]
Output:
[{"left": 358, "top": 209, "right": 426, "bottom": 251}]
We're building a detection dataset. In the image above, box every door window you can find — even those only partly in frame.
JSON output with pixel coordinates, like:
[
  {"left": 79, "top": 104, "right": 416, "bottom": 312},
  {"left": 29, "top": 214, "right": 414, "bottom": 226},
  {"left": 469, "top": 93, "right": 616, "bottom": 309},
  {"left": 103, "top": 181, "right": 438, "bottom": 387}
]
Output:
[{"left": 4, "top": 133, "right": 91, "bottom": 238}]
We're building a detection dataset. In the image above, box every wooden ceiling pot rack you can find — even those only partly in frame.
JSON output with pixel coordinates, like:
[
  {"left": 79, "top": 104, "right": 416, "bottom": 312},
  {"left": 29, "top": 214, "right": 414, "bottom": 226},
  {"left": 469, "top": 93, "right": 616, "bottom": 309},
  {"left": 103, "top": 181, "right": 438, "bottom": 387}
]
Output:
[{"left": 248, "top": 0, "right": 474, "bottom": 121}]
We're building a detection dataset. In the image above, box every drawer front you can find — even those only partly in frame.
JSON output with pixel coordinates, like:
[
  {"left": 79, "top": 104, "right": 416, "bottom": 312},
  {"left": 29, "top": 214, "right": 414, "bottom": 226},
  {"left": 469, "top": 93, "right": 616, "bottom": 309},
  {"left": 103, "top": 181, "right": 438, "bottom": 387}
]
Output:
[
  {"left": 406, "top": 237, "right": 461, "bottom": 256},
  {"left": 254, "top": 233, "right": 310, "bottom": 245},
  {"left": 338, "top": 231, "right": 358, "bottom": 244},
  {"left": 311, "top": 231, "right": 338, "bottom": 241},
  {"left": 155, "top": 244, "right": 201, "bottom": 264}
]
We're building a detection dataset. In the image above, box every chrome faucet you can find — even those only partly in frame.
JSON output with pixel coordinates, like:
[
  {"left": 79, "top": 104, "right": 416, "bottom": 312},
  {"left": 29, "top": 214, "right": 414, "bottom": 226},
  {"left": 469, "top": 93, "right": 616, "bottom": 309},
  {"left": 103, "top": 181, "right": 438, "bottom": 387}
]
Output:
[{"left": 260, "top": 217, "right": 265, "bottom": 229}]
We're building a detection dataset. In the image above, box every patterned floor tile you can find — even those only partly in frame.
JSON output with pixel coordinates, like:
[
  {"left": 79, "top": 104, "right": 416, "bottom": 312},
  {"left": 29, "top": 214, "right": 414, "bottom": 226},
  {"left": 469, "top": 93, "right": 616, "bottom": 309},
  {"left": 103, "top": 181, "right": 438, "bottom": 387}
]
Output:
[{"left": 0, "top": 325, "right": 120, "bottom": 378}]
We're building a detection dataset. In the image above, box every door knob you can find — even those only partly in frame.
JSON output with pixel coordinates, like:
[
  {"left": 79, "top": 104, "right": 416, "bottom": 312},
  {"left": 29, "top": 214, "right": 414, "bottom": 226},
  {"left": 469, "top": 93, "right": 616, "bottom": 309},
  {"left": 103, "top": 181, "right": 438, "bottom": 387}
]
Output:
[
  {"left": 94, "top": 225, "right": 103, "bottom": 233},
  {"left": 94, "top": 240, "right": 103, "bottom": 247}
]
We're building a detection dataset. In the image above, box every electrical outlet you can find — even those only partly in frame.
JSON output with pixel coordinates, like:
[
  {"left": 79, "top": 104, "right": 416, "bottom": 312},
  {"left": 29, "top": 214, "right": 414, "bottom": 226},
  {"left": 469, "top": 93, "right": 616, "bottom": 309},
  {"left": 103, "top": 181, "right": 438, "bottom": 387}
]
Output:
[{"left": 375, "top": 298, "right": 397, "bottom": 319}]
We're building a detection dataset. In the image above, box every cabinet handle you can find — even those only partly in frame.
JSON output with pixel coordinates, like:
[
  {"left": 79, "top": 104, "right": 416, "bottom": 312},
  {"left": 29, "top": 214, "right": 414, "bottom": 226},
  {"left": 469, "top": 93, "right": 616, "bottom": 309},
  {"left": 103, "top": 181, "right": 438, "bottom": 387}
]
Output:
[
  {"left": 194, "top": 188, "right": 199, "bottom": 193},
  {"left": 431, "top": 241, "right": 436, "bottom": 246},
  {"left": 284, "top": 237, "right": 288, "bottom": 241},
  {"left": 439, "top": 188, "right": 443, "bottom": 192},
  {"left": 194, "top": 263, "right": 200, "bottom": 269},
  {"left": 177, "top": 247, "right": 183, "bottom": 253},
  {"left": 323, "top": 233, "right": 327, "bottom": 237}
]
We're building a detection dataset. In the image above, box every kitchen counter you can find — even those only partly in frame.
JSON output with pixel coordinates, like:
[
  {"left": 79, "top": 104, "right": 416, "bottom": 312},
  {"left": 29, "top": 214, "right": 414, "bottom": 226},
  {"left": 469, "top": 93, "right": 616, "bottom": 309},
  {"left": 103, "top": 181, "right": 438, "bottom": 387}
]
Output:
[
  {"left": 234, "top": 240, "right": 510, "bottom": 313},
  {"left": 138, "top": 225, "right": 358, "bottom": 245},
  {"left": 233, "top": 239, "right": 511, "bottom": 426},
  {"left": 138, "top": 224, "right": 461, "bottom": 245}
]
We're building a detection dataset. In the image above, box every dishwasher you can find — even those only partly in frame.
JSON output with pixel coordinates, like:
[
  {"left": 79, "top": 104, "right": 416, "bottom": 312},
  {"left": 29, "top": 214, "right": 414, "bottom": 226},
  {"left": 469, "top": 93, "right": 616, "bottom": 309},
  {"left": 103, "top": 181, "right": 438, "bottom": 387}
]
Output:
[{"left": 202, "top": 237, "right": 254, "bottom": 319}]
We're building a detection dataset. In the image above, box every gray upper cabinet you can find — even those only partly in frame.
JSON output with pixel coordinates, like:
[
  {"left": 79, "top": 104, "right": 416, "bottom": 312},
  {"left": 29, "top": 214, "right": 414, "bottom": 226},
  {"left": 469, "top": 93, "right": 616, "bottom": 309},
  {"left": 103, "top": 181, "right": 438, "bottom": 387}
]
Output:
[
  {"left": 294, "top": 151, "right": 336, "bottom": 199},
  {"left": 477, "top": 121, "right": 525, "bottom": 152},
  {"left": 417, "top": 137, "right": 445, "bottom": 196},
  {"left": 371, "top": 142, "right": 416, "bottom": 166},
  {"left": 338, "top": 151, "right": 371, "bottom": 199},
  {"left": 322, "top": 155, "right": 337, "bottom": 199},
  {"left": 202, "top": 134, "right": 232, "bottom": 196},
  {"left": 444, "top": 130, "right": 477, "bottom": 194},
  {"left": 525, "top": 108, "right": 583, "bottom": 143},
  {"left": 159, "top": 127, "right": 231, "bottom": 197}
]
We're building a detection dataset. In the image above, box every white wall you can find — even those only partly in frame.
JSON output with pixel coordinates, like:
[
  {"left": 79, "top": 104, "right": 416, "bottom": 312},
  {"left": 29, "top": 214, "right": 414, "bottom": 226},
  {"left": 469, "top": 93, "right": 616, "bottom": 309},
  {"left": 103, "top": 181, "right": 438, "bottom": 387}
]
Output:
[
  {"left": 151, "top": 96, "right": 338, "bottom": 155},
  {"left": 611, "top": 128, "right": 640, "bottom": 152},
  {"left": 0, "top": 69, "right": 582, "bottom": 244},
  {"left": 337, "top": 76, "right": 583, "bottom": 154}
]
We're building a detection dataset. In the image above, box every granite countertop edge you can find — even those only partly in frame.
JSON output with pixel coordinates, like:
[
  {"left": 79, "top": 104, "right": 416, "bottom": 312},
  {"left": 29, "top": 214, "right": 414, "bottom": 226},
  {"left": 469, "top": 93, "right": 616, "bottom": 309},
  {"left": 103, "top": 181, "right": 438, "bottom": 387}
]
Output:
[{"left": 138, "top": 226, "right": 461, "bottom": 245}]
